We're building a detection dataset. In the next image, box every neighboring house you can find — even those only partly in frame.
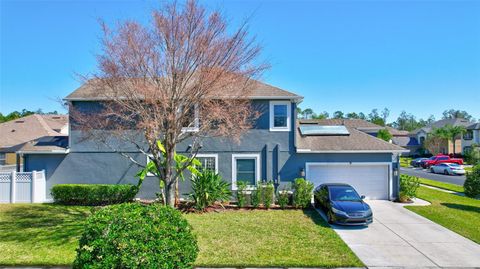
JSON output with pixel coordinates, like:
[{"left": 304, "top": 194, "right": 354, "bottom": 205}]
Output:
[
  {"left": 410, "top": 118, "right": 472, "bottom": 155},
  {"left": 0, "top": 114, "right": 68, "bottom": 168},
  {"left": 23, "top": 81, "right": 407, "bottom": 201},
  {"left": 462, "top": 122, "right": 480, "bottom": 154}
]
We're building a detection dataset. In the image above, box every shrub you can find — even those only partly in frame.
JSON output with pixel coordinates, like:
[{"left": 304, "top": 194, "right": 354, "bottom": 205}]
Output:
[
  {"left": 278, "top": 186, "right": 291, "bottom": 209},
  {"left": 292, "top": 178, "right": 314, "bottom": 208},
  {"left": 251, "top": 188, "right": 262, "bottom": 208},
  {"left": 236, "top": 181, "right": 248, "bottom": 207},
  {"left": 51, "top": 184, "right": 138, "bottom": 206},
  {"left": 464, "top": 146, "right": 480, "bottom": 165},
  {"left": 189, "top": 170, "right": 231, "bottom": 210},
  {"left": 73, "top": 203, "right": 198, "bottom": 269},
  {"left": 399, "top": 174, "right": 420, "bottom": 202},
  {"left": 464, "top": 164, "right": 480, "bottom": 198},
  {"left": 263, "top": 182, "right": 275, "bottom": 209}
]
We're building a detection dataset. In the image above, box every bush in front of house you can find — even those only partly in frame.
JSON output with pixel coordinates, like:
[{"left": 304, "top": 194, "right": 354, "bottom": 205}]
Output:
[
  {"left": 292, "top": 178, "right": 314, "bottom": 208},
  {"left": 278, "top": 186, "right": 291, "bottom": 209},
  {"left": 236, "top": 181, "right": 248, "bottom": 207},
  {"left": 51, "top": 184, "right": 138, "bottom": 206},
  {"left": 189, "top": 170, "right": 231, "bottom": 210},
  {"left": 73, "top": 203, "right": 198, "bottom": 269},
  {"left": 464, "top": 164, "right": 480, "bottom": 198},
  {"left": 399, "top": 174, "right": 420, "bottom": 202},
  {"left": 263, "top": 182, "right": 275, "bottom": 209}
]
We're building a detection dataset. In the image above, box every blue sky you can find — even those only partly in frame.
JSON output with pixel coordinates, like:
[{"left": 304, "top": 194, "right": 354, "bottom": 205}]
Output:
[{"left": 1, "top": 0, "right": 479, "bottom": 122}]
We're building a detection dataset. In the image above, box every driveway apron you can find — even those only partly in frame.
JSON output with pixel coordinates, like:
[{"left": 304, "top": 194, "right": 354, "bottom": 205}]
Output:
[{"left": 317, "top": 200, "right": 480, "bottom": 268}]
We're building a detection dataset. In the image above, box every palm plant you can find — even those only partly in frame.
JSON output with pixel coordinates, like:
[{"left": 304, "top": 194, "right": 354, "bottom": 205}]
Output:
[
  {"left": 189, "top": 170, "right": 231, "bottom": 211},
  {"left": 432, "top": 125, "right": 466, "bottom": 154}
]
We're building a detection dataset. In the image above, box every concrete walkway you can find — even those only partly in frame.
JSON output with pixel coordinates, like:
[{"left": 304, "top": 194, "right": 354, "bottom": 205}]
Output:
[{"left": 317, "top": 200, "right": 480, "bottom": 268}]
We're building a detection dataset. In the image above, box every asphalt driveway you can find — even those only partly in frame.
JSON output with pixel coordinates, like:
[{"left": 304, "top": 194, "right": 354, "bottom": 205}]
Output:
[
  {"left": 400, "top": 167, "right": 466, "bottom": 186},
  {"left": 317, "top": 200, "right": 480, "bottom": 268}
]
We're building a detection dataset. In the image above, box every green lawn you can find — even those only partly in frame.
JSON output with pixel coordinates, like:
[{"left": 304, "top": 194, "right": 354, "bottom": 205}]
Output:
[
  {"left": 186, "top": 210, "right": 362, "bottom": 268},
  {"left": 0, "top": 204, "right": 91, "bottom": 266},
  {"left": 419, "top": 178, "right": 464, "bottom": 193},
  {"left": 0, "top": 204, "right": 362, "bottom": 267},
  {"left": 400, "top": 157, "right": 412, "bottom": 167},
  {"left": 406, "top": 186, "right": 480, "bottom": 244}
]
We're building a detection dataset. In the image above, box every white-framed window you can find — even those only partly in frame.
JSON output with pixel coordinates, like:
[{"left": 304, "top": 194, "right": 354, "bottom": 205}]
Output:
[
  {"left": 231, "top": 154, "right": 261, "bottom": 190},
  {"left": 0, "top": 153, "right": 6, "bottom": 165},
  {"left": 180, "top": 104, "right": 200, "bottom": 132},
  {"left": 195, "top": 154, "right": 218, "bottom": 173},
  {"left": 269, "top": 101, "right": 291, "bottom": 131}
]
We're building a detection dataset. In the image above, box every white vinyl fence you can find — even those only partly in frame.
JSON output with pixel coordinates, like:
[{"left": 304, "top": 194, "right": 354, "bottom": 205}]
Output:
[{"left": 0, "top": 170, "right": 46, "bottom": 203}]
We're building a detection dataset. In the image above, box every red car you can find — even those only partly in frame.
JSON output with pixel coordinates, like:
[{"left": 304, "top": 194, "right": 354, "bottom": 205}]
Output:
[{"left": 422, "top": 155, "right": 464, "bottom": 168}]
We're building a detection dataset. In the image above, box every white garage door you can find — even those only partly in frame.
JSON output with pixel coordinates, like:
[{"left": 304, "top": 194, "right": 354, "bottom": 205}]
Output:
[{"left": 306, "top": 163, "right": 390, "bottom": 200}]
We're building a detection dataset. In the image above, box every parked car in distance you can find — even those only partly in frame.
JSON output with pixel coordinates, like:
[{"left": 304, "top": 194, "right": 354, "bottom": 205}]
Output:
[
  {"left": 410, "top": 157, "right": 428, "bottom": 167},
  {"left": 430, "top": 163, "right": 466, "bottom": 176},
  {"left": 314, "top": 183, "right": 372, "bottom": 226},
  {"left": 422, "top": 155, "right": 464, "bottom": 169}
]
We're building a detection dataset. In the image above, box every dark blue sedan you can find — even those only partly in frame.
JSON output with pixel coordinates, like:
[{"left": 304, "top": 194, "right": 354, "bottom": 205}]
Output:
[{"left": 314, "top": 183, "right": 373, "bottom": 226}]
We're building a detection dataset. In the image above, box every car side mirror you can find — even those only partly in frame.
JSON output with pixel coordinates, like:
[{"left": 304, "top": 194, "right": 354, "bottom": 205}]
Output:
[{"left": 361, "top": 195, "right": 365, "bottom": 200}]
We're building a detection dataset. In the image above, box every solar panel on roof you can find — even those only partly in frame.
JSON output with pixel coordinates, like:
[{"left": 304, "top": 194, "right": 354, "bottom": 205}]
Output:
[{"left": 299, "top": 125, "right": 350, "bottom": 136}]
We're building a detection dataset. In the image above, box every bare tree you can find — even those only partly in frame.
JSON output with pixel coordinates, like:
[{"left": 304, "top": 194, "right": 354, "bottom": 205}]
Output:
[{"left": 71, "top": 0, "right": 266, "bottom": 206}]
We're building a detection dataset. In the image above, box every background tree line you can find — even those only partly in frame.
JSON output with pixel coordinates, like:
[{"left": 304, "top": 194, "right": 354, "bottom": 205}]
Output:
[
  {"left": 0, "top": 109, "right": 59, "bottom": 123},
  {"left": 297, "top": 107, "right": 476, "bottom": 131}
]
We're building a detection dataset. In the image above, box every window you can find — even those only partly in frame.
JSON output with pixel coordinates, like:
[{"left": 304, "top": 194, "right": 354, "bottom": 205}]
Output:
[
  {"left": 195, "top": 154, "right": 218, "bottom": 173},
  {"left": 232, "top": 154, "right": 261, "bottom": 190},
  {"left": 0, "top": 153, "right": 5, "bottom": 165},
  {"left": 180, "top": 104, "right": 199, "bottom": 132},
  {"left": 463, "top": 130, "right": 473, "bottom": 140},
  {"left": 269, "top": 101, "right": 291, "bottom": 131}
]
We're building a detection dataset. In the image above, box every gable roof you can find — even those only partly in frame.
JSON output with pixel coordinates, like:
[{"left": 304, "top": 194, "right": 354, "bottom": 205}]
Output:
[
  {"left": 65, "top": 79, "right": 302, "bottom": 101},
  {"left": 467, "top": 122, "right": 480, "bottom": 130},
  {"left": 411, "top": 118, "right": 472, "bottom": 134},
  {"left": 0, "top": 114, "right": 68, "bottom": 151},
  {"left": 296, "top": 124, "right": 407, "bottom": 153},
  {"left": 17, "top": 136, "right": 69, "bottom": 154}
]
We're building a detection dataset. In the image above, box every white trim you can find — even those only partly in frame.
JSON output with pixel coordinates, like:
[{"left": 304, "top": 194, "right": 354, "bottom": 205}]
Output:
[
  {"left": 297, "top": 148, "right": 409, "bottom": 153},
  {"left": 17, "top": 149, "right": 70, "bottom": 154},
  {"left": 269, "top": 101, "right": 291, "bottom": 132},
  {"left": 146, "top": 154, "right": 155, "bottom": 176},
  {"left": 195, "top": 154, "right": 219, "bottom": 173},
  {"left": 231, "top": 153, "right": 261, "bottom": 191},
  {"left": 305, "top": 162, "right": 393, "bottom": 200}
]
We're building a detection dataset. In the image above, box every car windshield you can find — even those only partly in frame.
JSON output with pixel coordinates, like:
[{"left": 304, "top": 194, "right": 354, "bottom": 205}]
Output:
[
  {"left": 448, "top": 163, "right": 460, "bottom": 167},
  {"left": 429, "top": 157, "right": 436, "bottom": 160},
  {"left": 329, "top": 186, "right": 362, "bottom": 201}
]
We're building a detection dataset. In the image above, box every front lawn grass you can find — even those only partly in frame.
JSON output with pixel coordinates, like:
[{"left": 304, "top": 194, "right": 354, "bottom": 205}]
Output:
[
  {"left": 419, "top": 178, "right": 464, "bottom": 193},
  {"left": 0, "top": 204, "right": 91, "bottom": 266},
  {"left": 186, "top": 209, "right": 362, "bottom": 268},
  {"left": 406, "top": 186, "right": 480, "bottom": 244},
  {"left": 0, "top": 204, "right": 362, "bottom": 267}
]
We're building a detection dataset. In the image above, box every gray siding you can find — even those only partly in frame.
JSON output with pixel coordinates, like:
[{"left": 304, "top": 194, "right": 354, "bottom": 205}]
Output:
[{"left": 24, "top": 99, "right": 399, "bottom": 200}]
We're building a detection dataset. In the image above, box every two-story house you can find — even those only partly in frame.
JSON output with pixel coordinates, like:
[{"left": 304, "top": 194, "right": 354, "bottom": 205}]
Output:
[
  {"left": 410, "top": 118, "right": 474, "bottom": 155},
  {"left": 21, "top": 80, "right": 407, "bottom": 201},
  {"left": 463, "top": 123, "right": 480, "bottom": 154}
]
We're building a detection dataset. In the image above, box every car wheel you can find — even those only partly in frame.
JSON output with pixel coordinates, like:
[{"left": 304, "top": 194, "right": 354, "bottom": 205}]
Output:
[
  {"left": 444, "top": 169, "right": 449, "bottom": 175},
  {"left": 430, "top": 168, "right": 435, "bottom": 173}
]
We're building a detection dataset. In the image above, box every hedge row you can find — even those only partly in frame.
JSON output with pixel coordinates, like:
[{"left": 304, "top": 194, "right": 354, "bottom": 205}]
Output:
[{"left": 51, "top": 184, "right": 138, "bottom": 206}]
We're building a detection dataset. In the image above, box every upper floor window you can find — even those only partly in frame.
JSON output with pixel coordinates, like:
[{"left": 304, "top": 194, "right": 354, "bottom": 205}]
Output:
[
  {"left": 269, "top": 101, "right": 291, "bottom": 131},
  {"left": 463, "top": 130, "right": 473, "bottom": 140},
  {"left": 0, "top": 153, "right": 5, "bottom": 165},
  {"left": 180, "top": 104, "right": 199, "bottom": 132}
]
